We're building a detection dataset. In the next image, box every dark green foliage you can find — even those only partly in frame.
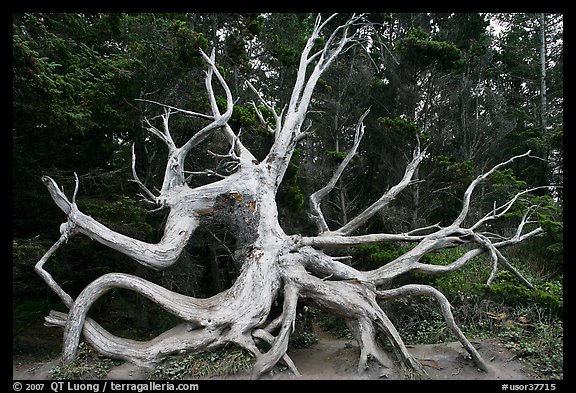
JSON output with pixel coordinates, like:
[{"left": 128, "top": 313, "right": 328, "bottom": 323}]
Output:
[
  {"left": 368, "top": 242, "right": 563, "bottom": 378},
  {"left": 324, "top": 149, "right": 360, "bottom": 166},
  {"left": 89, "top": 289, "right": 182, "bottom": 340},
  {"left": 13, "top": 298, "right": 67, "bottom": 340},
  {"left": 357, "top": 243, "right": 563, "bottom": 324},
  {"left": 77, "top": 196, "right": 153, "bottom": 240},
  {"left": 325, "top": 150, "right": 347, "bottom": 162},
  {"left": 315, "top": 310, "right": 353, "bottom": 340},
  {"left": 289, "top": 305, "right": 319, "bottom": 349},
  {"left": 13, "top": 13, "right": 141, "bottom": 242},
  {"left": 492, "top": 14, "right": 563, "bottom": 192},
  {"left": 532, "top": 197, "right": 563, "bottom": 258},
  {"left": 489, "top": 168, "right": 527, "bottom": 191},
  {"left": 485, "top": 169, "right": 562, "bottom": 267},
  {"left": 246, "top": 15, "right": 264, "bottom": 38},
  {"left": 397, "top": 27, "right": 466, "bottom": 73},
  {"left": 434, "top": 155, "right": 474, "bottom": 179},
  {"left": 277, "top": 149, "right": 305, "bottom": 211},
  {"left": 483, "top": 270, "right": 563, "bottom": 315},
  {"left": 290, "top": 330, "right": 319, "bottom": 349},
  {"left": 172, "top": 20, "right": 209, "bottom": 68},
  {"left": 13, "top": 14, "right": 139, "bottom": 135},
  {"left": 215, "top": 95, "right": 277, "bottom": 139},
  {"left": 13, "top": 240, "right": 47, "bottom": 273},
  {"left": 404, "top": 247, "right": 563, "bottom": 317},
  {"left": 378, "top": 116, "right": 430, "bottom": 147},
  {"left": 353, "top": 243, "right": 410, "bottom": 269},
  {"left": 387, "top": 302, "right": 449, "bottom": 344},
  {"left": 261, "top": 14, "right": 315, "bottom": 69},
  {"left": 266, "top": 32, "right": 301, "bottom": 68},
  {"left": 13, "top": 240, "right": 54, "bottom": 301}
]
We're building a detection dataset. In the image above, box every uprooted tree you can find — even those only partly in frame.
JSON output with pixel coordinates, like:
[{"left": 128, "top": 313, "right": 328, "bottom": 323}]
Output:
[{"left": 36, "top": 14, "right": 548, "bottom": 379}]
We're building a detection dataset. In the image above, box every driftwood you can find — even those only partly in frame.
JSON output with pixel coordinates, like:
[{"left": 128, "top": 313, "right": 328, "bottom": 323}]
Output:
[{"left": 36, "top": 14, "right": 545, "bottom": 379}]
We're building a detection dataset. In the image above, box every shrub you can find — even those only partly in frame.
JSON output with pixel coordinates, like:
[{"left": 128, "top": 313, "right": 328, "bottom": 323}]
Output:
[{"left": 149, "top": 345, "right": 253, "bottom": 379}]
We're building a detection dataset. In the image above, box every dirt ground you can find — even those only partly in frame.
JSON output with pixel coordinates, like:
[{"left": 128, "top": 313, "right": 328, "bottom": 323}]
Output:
[{"left": 13, "top": 321, "right": 540, "bottom": 381}]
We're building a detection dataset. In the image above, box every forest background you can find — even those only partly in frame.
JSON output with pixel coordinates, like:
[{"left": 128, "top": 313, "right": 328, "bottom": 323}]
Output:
[{"left": 12, "top": 13, "right": 563, "bottom": 379}]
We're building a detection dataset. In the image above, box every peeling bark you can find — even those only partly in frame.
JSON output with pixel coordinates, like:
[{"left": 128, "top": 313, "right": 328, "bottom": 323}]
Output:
[{"left": 36, "top": 13, "right": 548, "bottom": 380}]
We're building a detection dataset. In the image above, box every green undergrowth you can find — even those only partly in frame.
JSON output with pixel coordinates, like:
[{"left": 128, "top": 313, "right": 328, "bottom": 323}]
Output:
[
  {"left": 149, "top": 345, "right": 254, "bottom": 379},
  {"left": 290, "top": 330, "right": 319, "bottom": 349},
  {"left": 352, "top": 242, "right": 563, "bottom": 379},
  {"left": 50, "top": 342, "right": 255, "bottom": 380}
]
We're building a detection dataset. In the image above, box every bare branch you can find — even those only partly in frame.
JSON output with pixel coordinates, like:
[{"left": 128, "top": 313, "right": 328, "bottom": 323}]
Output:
[
  {"left": 41, "top": 174, "right": 225, "bottom": 270},
  {"left": 179, "top": 49, "right": 235, "bottom": 156},
  {"left": 71, "top": 173, "right": 80, "bottom": 205},
  {"left": 35, "top": 234, "right": 75, "bottom": 308},
  {"left": 299, "top": 232, "right": 426, "bottom": 248},
  {"left": 135, "top": 98, "right": 214, "bottom": 121},
  {"left": 130, "top": 144, "right": 158, "bottom": 204},
  {"left": 264, "top": 14, "right": 366, "bottom": 187},
  {"left": 471, "top": 185, "right": 551, "bottom": 231},
  {"left": 297, "top": 246, "right": 367, "bottom": 281},
  {"left": 335, "top": 146, "right": 426, "bottom": 236},
  {"left": 185, "top": 169, "right": 227, "bottom": 181},
  {"left": 41, "top": 176, "right": 72, "bottom": 215},
  {"left": 298, "top": 14, "right": 364, "bottom": 115},
  {"left": 368, "top": 220, "right": 542, "bottom": 289},
  {"left": 142, "top": 118, "right": 170, "bottom": 146},
  {"left": 452, "top": 151, "right": 533, "bottom": 227},
  {"left": 246, "top": 80, "right": 282, "bottom": 136},
  {"left": 309, "top": 109, "right": 369, "bottom": 233},
  {"left": 407, "top": 223, "right": 442, "bottom": 235},
  {"left": 139, "top": 108, "right": 179, "bottom": 149}
]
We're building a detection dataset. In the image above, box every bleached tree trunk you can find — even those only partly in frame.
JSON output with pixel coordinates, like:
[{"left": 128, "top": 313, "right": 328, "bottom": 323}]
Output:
[
  {"left": 539, "top": 13, "right": 547, "bottom": 134},
  {"left": 538, "top": 13, "right": 551, "bottom": 188},
  {"left": 37, "top": 14, "right": 547, "bottom": 380}
]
